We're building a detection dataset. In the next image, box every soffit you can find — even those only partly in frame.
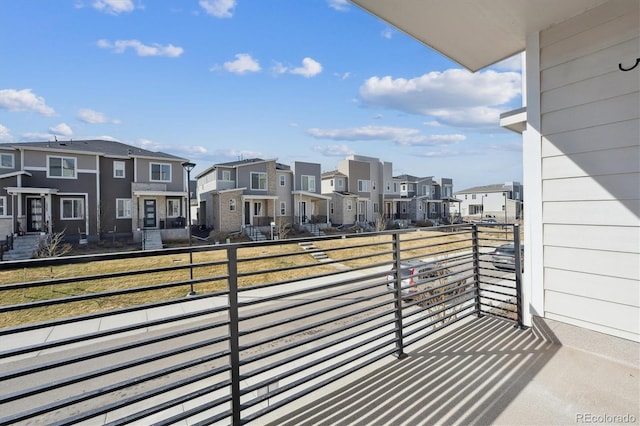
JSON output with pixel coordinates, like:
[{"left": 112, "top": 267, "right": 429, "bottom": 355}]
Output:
[{"left": 350, "top": 0, "right": 609, "bottom": 71}]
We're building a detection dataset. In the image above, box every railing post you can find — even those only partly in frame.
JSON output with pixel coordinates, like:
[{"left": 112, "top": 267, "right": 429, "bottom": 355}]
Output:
[
  {"left": 472, "top": 224, "right": 483, "bottom": 318},
  {"left": 513, "top": 224, "right": 525, "bottom": 328},
  {"left": 227, "top": 246, "right": 242, "bottom": 425},
  {"left": 392, "top": 232, "right": 408, "bottom": 359}
]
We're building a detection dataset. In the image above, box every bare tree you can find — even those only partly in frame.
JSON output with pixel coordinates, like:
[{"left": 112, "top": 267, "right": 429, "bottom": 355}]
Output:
[
  {"left": 374, "top": 213, "right": 387, "bottom": 232},
  {"left": 275, "top": 217, "right": 291, "bottom": 240},
  {"left": 35, "top": 230, "right": 72, "bottom": 258}
]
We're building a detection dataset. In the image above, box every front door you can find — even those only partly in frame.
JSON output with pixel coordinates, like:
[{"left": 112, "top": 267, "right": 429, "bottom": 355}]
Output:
[
  {"left": 299, "top": 201, "right": 306, "bottom": 223},
  {"left": 26, "top": 197, "right": 43, "bottom": 232},
  {"left": 143, "top": 199, "right": 156, "bottom": 228},
  {"left": 244, "top": 202, "right": 251, "bottom": 225}
]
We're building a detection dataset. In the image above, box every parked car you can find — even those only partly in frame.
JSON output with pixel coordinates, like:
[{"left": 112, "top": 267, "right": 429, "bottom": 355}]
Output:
[
  {"left": 387, "top": 260, "right": 437, "bottom": 297},
  {"left": 491, "top": 243, "right": 524, "bottom": 270}
]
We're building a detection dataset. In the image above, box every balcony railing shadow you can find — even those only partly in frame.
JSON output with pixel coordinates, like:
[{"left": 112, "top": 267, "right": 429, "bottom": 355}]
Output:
[{"left": 268, "top": 315, "right": 559, "bottom": 425}]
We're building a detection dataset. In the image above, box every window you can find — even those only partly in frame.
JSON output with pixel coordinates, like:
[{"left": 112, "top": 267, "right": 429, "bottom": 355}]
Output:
[
  {"left": 116, "top": 199, "right": 132, "bottom": 218},
  {"left": 330, "top": 179, "right": 334, "bottom": 187},
  {"left": 472, "top": 194, "right": 477, "bottom": 199},
  {"left": 0, "top": 196, "right": 6, "bottom": 216},
  {"left": 386, "top": 182, "right": 390, "bottom": 191},
  {"left": 280, "top": 201, "right": 286, "bottom": 215},
  {"left": 302, "top": 175, "right": 316, "bottom": 192},
  {"left": 358, "top": 180, "right": 369, "bottom": 192},
  {"left": 373, "top": 203, "right": 379, "bottom": 213},
  {"left": 150, "top": 163, "right": 171, "bottom": 182},
  {"left": 393, "top": 183, "right": 399, "bottom": 192},
  {"left": 372, "top": 182, "right": 376, "bottom": 191},
  {"left": 254, "top": 202, "right": 263, "bottom": 216},
  {"left": 222, "top": 170, "right": 231, "bottom": 181},
  {"left": 167, "top": 199, "right": 180, "bottom": 217},
  {"left": 113, "top": 161, "right": 125, "bottom": 178},
  {"left": 48, "top": 156, "right": 76, "bottom": 178},
  {"left": 330, "top": 202, "right": 334, "bottom": 214},
  {"left": 337, "top": 179, "right": 343, "bottom": 189},
  {"left": 0, "top": 153, "right": 14, "bottom": 168},
  {"left": 279, "top": 174, "right": 286, "bottom": 186},
  {"left": 421, "top": 185, "right": 429, "bottom": 196},
  {"left": 61, "top": 198, "right": 84, "bottom": 219},
  {"left": 251, "top": 172, "right": 267, "bottom": 190},
  {"left": 346, "top": 200, "right": 353, "bottom": 211},
  {"left": 229, "top": 199, "right": 236, "bottom": 211},
  {"left": 401, "top": 184, "right": 406, "bottom": 192}
]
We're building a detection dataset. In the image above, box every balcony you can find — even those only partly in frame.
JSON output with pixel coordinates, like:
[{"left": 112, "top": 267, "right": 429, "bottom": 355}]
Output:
[{"left": 0, "top": 224, "right": 637, "bottom": 425}]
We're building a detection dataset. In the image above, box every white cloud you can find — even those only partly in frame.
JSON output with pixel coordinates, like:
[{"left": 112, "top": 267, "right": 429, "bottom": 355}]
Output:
[
  {"left": 359, "top": 69, "right": 521, "bottom": 128},
  {"left": 492, "top": 53, "right": 523, "bottom": 72},
  {"left": 49, "top": 123, "right": 73, "bottom": 137},
  {"left": 200, "top": 0, "right": 236, "bottom": 18},
  {"left": 327, "top": 0, "right": 349, "bottom": 11},
  {"left": 333, "top": 71, "right": 351, "bottom": 80},
  {"left": 92, "top": 0, "right": 134, "bottom": 15},
  {"left": 394, "top": 133, "right": 467, "bottom": 147},
  {"left": 223, "top": 53, "right": 261, "bottom": 74},
  {"left": 381, "top": 28, "right": 393, "bottom": 39},
  {"left": 21, "top": 132, "right": 53, "bottom": 140},
  {"left": 214, "top": 148, "right": 265, "bottom": 160},
  {"left": 0, "top": 88, "right": 56, "bottom": 116},
  {"left": 0, "top": 124, "right": 12, "bottom": 142},
  {"left": 290, "top": 57, "right": 322, "bottom": 78},
  {"left": 77, "top": 108, "right": 121, "bottom": 124},
  {"left": 97, "top": 39, "right": 183, "bottom": 57},
  {"left": 307, "top": 125, "right": 419, "bottom": 141},
  {"left": 312, "top": 144, "right": 354, "bottom": 157}
]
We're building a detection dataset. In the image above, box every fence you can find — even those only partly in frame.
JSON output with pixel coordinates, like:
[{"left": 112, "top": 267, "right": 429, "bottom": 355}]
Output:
[{"left": 0, "top": 223, "right": 522, "bottom": 425}]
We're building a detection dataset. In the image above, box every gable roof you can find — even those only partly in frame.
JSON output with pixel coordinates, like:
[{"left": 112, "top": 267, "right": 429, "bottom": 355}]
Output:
[
  {"left": 350, "top": 0, "right": 609, "bottom": 71},
  {"left": 455, "top": 184, "right": 508, "bottom": 194},
  {"left": 0, "top": 139, "right": 185, "bottom": 161}
]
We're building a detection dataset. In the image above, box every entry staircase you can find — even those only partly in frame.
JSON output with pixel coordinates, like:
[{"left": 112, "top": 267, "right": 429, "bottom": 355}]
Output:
[
  {"left": 1, "top": 234, "right": 42, "bottom": 261},
  {"left": 142, "top": 230, "right": 163, "bottom": 250}
]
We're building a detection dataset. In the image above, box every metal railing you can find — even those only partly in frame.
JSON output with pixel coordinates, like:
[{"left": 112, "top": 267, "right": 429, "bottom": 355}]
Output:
[{"left": 0, "top": 223, "right": 522, "bottom": 425}]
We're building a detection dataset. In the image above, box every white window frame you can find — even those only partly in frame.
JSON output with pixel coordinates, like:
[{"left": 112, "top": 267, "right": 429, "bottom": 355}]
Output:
[
  {"left": 279, "top": 201, "right": 286, "bottom": 215},
  {"left": 0, "top": 153, "right": 14, "bottom": 169},
  {"left": 61, "top": 198, "right": 84, "bottom": 220},
  {"left": 279, "top": 174, "right": 286, "bottom": 186},
  {"left": 150, "top": 163, "right": 171, "bottom": 182},
  {"left": 301, "top": 175, "right": 316, "bottom": 192},
  {"left": 0, "top": 196, "right": 6, "bottom": 216},
  {"left": 113, "top": 160, "right": 126, "bottom": 178},
  {"left": 116, "top": 198, "right": 132, "bottom": 218},
  {"left": 358, "top": 180, "right": 369, "bottom": 192},
  {"left": 254, "top": 202, "right": 263, "bottom": 216},
  {"left": 251, "top": 172, "right": 267, "bottom": 191},
  {"left": 229, "top": 199, "right": 236, "bottom": 211},
  {"left": 167, "top": 199, "right": 181, "bottom": 217},
  {"left": 346, "top": 200, "right": 353, "bottom": 211},
  {"left": 222, "top": 170, "right": 231, "bottom": 181},
  {"left": 330, "top": 202, "right": 334, "bottom": 214},
  {"left": 337, "top": 179, "right": 344, "bottom": 189},
  {"left": 48, "top": 156, "right": 77, "bottom": 179}
]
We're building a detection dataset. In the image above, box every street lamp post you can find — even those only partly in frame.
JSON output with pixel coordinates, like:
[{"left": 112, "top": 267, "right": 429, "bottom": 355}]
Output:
[{"left": 182, "top": 161, "right": 196, "bottom": 296}]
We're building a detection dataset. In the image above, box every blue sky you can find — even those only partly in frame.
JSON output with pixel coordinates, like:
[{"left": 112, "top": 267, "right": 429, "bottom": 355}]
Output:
[{"left": 0, "top": 0, "right": 523, "bottom": 190}]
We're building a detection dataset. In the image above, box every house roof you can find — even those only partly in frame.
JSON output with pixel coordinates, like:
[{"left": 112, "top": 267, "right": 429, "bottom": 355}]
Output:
[
  {"left": 321, "top": 170, "right": 347, "bottom": 179},
  {"left": 350, "top": 0, "right": 609, "bottom": 71},
  {"left": 394, "top": 174, "right": 432, "bottom": 183},
  {"left": 0, "top": 139, "right": 185, "bottom": 161},
  {"left": 455, "top": 184, "right": 509, "bottom": 194}
]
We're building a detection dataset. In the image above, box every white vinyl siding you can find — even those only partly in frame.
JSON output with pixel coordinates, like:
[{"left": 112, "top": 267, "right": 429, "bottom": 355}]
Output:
[{"left": 538, "top": 1, "right": 639, "bottom": 341}]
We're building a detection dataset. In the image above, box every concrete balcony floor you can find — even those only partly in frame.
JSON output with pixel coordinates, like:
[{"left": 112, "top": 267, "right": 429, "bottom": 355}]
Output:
[{"left": 264, "top": 316, "right": 639, "bottom": 425}]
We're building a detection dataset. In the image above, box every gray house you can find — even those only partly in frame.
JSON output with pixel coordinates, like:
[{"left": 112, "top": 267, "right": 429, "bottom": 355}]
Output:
[{"left": 0, "top": 139, "right": 190, "bottom": 243}]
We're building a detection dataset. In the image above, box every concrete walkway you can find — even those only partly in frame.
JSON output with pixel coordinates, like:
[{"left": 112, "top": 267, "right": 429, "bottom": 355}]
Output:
[{"left": 262, "top": 316, "right": 639, "bottom": 426}]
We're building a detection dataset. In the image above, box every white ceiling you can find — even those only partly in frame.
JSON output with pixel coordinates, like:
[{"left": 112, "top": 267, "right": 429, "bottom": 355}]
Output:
[{"left": 350, "top": 0, "right": 610, "bottom": 71}]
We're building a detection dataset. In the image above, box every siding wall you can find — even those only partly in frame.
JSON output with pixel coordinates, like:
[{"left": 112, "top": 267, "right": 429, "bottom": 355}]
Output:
[{"left": 538, "top": 0, "right": 639, "bottom": 341}]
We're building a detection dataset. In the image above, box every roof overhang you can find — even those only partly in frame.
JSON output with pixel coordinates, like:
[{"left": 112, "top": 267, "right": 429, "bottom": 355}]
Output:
[
  {"left": 241, "top": 195, "right": 279, "bottom": 201},
  {"left": 5, "top": 187, "right": 58, "bottom": 195},
  {"left": 133, "top": 190, "right": 186, "bottom": 197},
  {"left": 500, "top": 107, "right": 527, "bottom": 134},
  {"left": 291, "top": 191, "right": 332, "bottom": 200},
  {"left": 0, "top": 171, "right": 32, "bottom": 180},
  {"left": 350, "top": 0, "right": 609, "bottom": 71}
]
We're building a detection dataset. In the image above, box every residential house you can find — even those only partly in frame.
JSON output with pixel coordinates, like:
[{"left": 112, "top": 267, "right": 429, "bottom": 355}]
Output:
[
  {"left": 321, "top": 170, "right": 358, "bottom": 227},
  {"left": 351, "top": 0, "right": 639, "bottom": 346},
  {"left": 452, "top": 181, "right": 523, "bottom": 220},
  {"left": 196, "top": 158, "right": 328, "bottom": 235},
  {"left": 0, "top": 139, "right": 190, "bottom": 243},
  {"left": 290, "top": 161, "right": 331, "bottom": 226}
]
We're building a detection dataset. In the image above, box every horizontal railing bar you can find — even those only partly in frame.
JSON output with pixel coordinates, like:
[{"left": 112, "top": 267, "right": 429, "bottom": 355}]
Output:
[
  {"left": 480, "top": 309, "right": 518, "bottom": 322},
  {"left": 0, "top": 289, "right": 230, "bottom": 337},
  {"left": 403, "top": 310, "right": 477, "bottom": 348},
  {"left": 0, "top": 275, "right": 227, "bottom": 314},
  {"left": 479, "top": 288, "right": 517, "bottom": 299},
  {"left": 240, "top": 304, "right": 396, "bottom": 368},
  {"left": 239, "top": 296, "right": 394, "bottom": 352},
  {"left": 0, "top": 317, "right": 230, "bottom": 381},
  {"left": 133, "top": 392, "right": 233, "bottom": 426}
]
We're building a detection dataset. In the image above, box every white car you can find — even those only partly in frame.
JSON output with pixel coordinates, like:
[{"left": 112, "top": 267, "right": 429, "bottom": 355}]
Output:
[{"left": 387, "top": 261, "right": 437, "bottom": 297}]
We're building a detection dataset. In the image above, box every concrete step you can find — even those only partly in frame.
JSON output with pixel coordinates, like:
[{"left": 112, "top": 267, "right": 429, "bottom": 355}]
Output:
[{"left": 142, "top": 230, "right": 163, "bottom": 250}]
